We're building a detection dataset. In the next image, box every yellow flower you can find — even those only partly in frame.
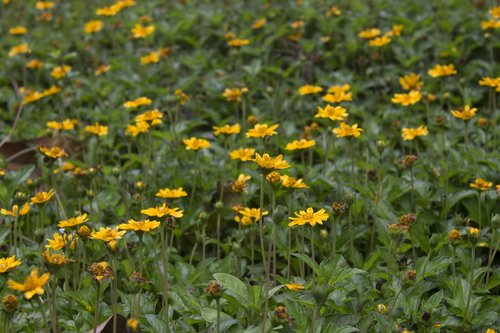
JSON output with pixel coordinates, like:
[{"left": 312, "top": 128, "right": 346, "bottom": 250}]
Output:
[
  {"left": 140, "top": 51, "right": 160, "bottom": 65},
  {"left": 44, "top": 250, "right": 73, "bottom": 266},
  {"left": 252, "top": 18, "right": 266, "bottom": 29},
  {"left": 30, "top": 189, "right": 55, "bottom": 205},
  {"left": 8, "top": 43, "right": 30, "bottom": 57},
  {"left": 127, "top": 318, "right": 140, "bottom": 332},
  {"left": 285, "top": 283, "right": 305, "bottom": 291},
  {"left": 234, "top": 207, "right": 268, "bottom": 225},
  {"left": 280, "top": 175, "right": 309, "bottom": 189},
  {"left": 266, "top": 171, "right": 281, "bottom": 183},
  {"left": 0, "top": 256, "right": 22, "bottom": 274},
  {"left": 222, "top": 87, "right": 248, "bottom": 102},
  {"left": 358, "top": 28, "right": 380, "bottom": 39},
  {"left": 479, "top": 77, "right": 500, "bottom": 90},
  {"left": 84, "top": 20, "right": 103, "bottom": 34},
  {"left": 96, "top": 5, "right": 121, "bottom": 16},
  {"left": 369, "top": 36, "right": 391, "bottom": 47},
  {"left": 481, "top": 20, "right": 500, "bottom": 30},
  {"left": 451, "top": 105, "right": 477, "bottom": 121},
  {"left": 315, "top": 105, "right": 348, "bottom": 121},
  {"left": 391, "top": 90, "right": 422, "bottom": 106},
  {"left": 285, "top": 139, "right": 315, "bottom": 151},
  {"left": 401, "top": 125, "right": 428, "bottom": 141},
  {"left": 7, "top": 268, "right": 50, "bottom": 300},
  {"left": 327, "top": 84, "right": 350, "bottom": 94},
  {"left": 35, "top": 1, "right": 54, "bottom": 10},
  {"left": 118, "top": 219, "right": 161, "bottom": 232},
  {"left": 469, "top": 227, "right": 479, "bottom": 239},
  {"left": 1, "top": 203, "right": 30, "bottom": 217},
  {"left": 58, "top": 214, "right": 88, "bottom": 228},
  {"left": 51, "top": 65, "right": 71, "bottom": 79},
  {"left": 486, "top": 328, "right": 497, "bottom": 333},
  {"left": 288, "top": 207, "right": 329, "bottom": 227},
  {"left": 377, "top": 304, "right": 387, "bottom": 313},
  {"left": 26, "top": 59, "right": 44, "bottom": 69},
  {"left": 131, "top": 23, "right": 155, "bottom": 39},
  {"left": 399, "top": 73, "right": 423, "bottom": 91},
  {"left": 228, "top": 38, "right": 250, "bottom": 47},
  {"left": 332, "top": 122, "right": 363, "bottom": 138},
  {"left": 124, "top": 97, "right": 152, "bottom": 108},
  {"left": 213, "top": 124, "right": 241, "bottom": 136},
  {"left": 87, "top": 262, "right": 112, "bottom": 283},
  {"left": 386, "top": 24, "right": 403, "bottom": 36},
  {"left": 229, "top": 148, "right": 255, "bottom": 161},
  {"left": 322, "top": 90, "right": 352, "bottom": 103},
  {"left": 290, "top": 20, "right": 304, "bottom": 29},
  {"left": 428, "top": 64, "right": 457, "bottom": 78},
  {"left": 231, "top": 174, "right": 251, "bottom": 193},
  {"left": 91, "top": 227, "right": 127, "bottom": 242},
  {"left": 135, "top": 110, "right": 162, "bottom": 124},
  {"left": 183, "top": 137, "right": 211, "bottom": 150},
  {"left": 46, "top": 233, "right": 75, "bottom": 250},
  {"left": 246, "top": 123, "right": 279, "bottom": 138},
  {"left": 38, "top": 146, "right": 67, "bottom": 158},
  {"left": 252, "top": 153, "right": 291, "bottom": 170},
  {"left": 326, "top": 5, "right": 341, "bottom": 16},
  {"left": 469, "top": 178, "right": 493, "bottom": 191},
  {"left": 84, "top": 123, "right": 108, "bottom": 137},
  {"left": 175, "top": 89, "right": 189, "bottom": 104},
  {"left": 298, "top": 85, "right": 323, "bottom": 95},
  {"left": 126, "top": 121, "right": 150, "bottom": 137},
  {"left": 156, "top": 187, "right": 188, "bottom": 199},
  {"left": 95, "top": 64, "right": 111, "bottom": 76},
  {"left": 9, "top": 26, "right": 28, "bottom": 35},
  {"left": 141, "top": 203, "right": 183, "bottom": 218}
]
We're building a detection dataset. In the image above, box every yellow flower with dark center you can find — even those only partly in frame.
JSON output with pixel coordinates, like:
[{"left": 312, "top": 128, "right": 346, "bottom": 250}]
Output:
[
  {"left": 95, "top": 64, "right": 111, "bottom": 76},
  {"left": 399, "top": 73, "right": 423, "bottom": 91},
  {"left": 123, "top": 97, "right": 152, "bottom": 108},
  {"left": 228, "top": 38, "right": 250, "bottom": 47},
  {"left": 58, "top": 213, "right": 88, "bottom": 228},
  {"left": 140, "top": 51, "right": 160, "bottom": 65},
  {"left": 451, "top": 105, "right": 477, "bottom": 121},
  {"left": 280, "top": 175, "right": 309, "bottom": 189},
  {"left": 84, "top": 123, "right": 108, "bottom": 137},
  {"left": 155, "top": 187, "right": 188, "bottom": 198},
  {"left": 369, "top": 36, "right": 391, "bottom": 47},
  {"left": 266, "top": 171, "right": 281, "bottom": 183},
  {"left": 26, "top": 59, "right": 44, "bottom": 69},
  {"left": 232, "top": 174, "right": 251, "bottom": 192},
  {"left": 332, "top": 122, "right": 363, "bottom": 138},
  {"left": 0, "top": 256, "right": 22, "bottom": 274},
  {"left": 358, "top": 28, "right": 380, "bottom": 39},
  {"left": 469, "top": 178, "right": 493, "bottom": 191},
  {"left": 229, "top": 148, "right": 255, "bottom": 161},
  {"left": 183, "top": 137, "right": 211, "bottom": 150},
  {"left": 391, "top": 90, "right": 422, "bottom": 106},
  {"left": 8, "top": 43, "right": 30, "bottom": 57},
  {"left": 288, "top": 207, "right": 329, "bottom": 227},
  {"left": 1, "top": 203, "right": 30, "bottom": 217},
  {"left": 285, "top": 139, "right": 315, "bottom": 151},
  {"left": 87, "top": 262, "right": 111, "bottom": 283},
  {"left": 118, "top": 219, "right": 161, "bottom": 232},
  {"left": 51, "top": 65, "right": 71, "bottom": 79},
  {"left": 285, "top": 283, "right": 305, "bottom": 291},
  {"left": 131, "top": 23, "right": 155, "bottom": 39},
  {"left": 44, "top": 250, "right": 73, "bottom": 265},
  {"left": 141, "top": 203, "right": 183, "bottom": 218},
  {"left": 46, "top": 233, "right": 76, "bottom": 250},
  {"left": 298, "top": 85, "right": 323, "bottom": 95},
  {"left": 84, "top": 20, "right": 103, "bottom": 34},
  {"left": 222, "top": 87, "right": 248, "bottom": 102},
  {"left": 428, "top": 64, "right": 457, "bottom": 78},
  {"left": 35, "top": 1, "right": 54, "bottom": 10},
  {"left": 401, "top": 125, "right": 428, "bottom": 141},
  {"left": 38, "top": 146, "right": 67, "bottom": 158},
  {"left": 9, "top": 26, "right": 28, "bottom": 35},
  {"left": 315, "top": 105, "right": 348, "bottom": 121},
  {"left": 213, "top": 124, "right": 241, "bottom": 136},
  {"left": 7, "top": 268, "right": 50, "bottom": 300},
  {"left": 30, "top": 189, "right": 55, "bottom": 205},
  {"left": 126, "top": 121, "right": 150, "bottom": 137},
  {"left": 91, "top": 227, "right": 127, "bottom": 242},
  {"left": 252, "top": 18, "right": 266, "bottom": 29},
  {"left": 246, "top": 123, "right": 279, "bottom": 138},
  {"left": 252, "top": 153, "right": 291, "bottom": 170}
]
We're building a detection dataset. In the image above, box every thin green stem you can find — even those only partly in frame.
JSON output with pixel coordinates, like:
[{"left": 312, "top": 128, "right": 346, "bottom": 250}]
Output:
[
  {"left": 464, "top": 244, "right": 475, "bottom": 323},
  {"left": 258, "top": 174, "right": 269, "bottom": 280},
  {"left": 94, "top": 283, "right": 101, "bottom": 333}
]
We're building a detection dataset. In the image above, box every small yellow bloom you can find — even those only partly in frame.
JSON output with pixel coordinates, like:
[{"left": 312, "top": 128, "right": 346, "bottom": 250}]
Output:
[
  {"left": 399, "top": 73, "right": 423, "bottom": 91},
  {"left": 479, "top": 77, "right": 500, "bottom": 90},
  {"left": 285, "top": 283, "right": 305, "bottom": 291},
  {"left": 252, "top": 153, "right": 291, "bottom": 170},
  {"left": 288, "top": 207, "right": 329, "bottom": 227},
  {"left": 252, "top": 18, "right": 267, "bottom": 29},
  {"left": 118, "top": 219, "right": 161, "bottom": 232},
  {"left": 84, "top": 20, "right": 103, "bottom": 34},
  {"left": 229, "top": 148, "right": 255, "bottom": 161},
  {"left": 44, "top": 250, "right": 73, "bottom": 266},
  {"left": 46, "top": 233, "right": 75, "bottom": 250},
  {"left": 246, "top": 123, "right": 279, "bottom": 138},
  {"left": 451, "top": 105, "right": 477, "bottom": 121},
  {"left": 231, "top": 174, "right": 251, "bottom": 193},
  {"left": 9, "top": 26, "right": 28, "bottom": 35},
  {"left": 51, "top": 65, "right": 71, "bottom": 79},
  {"left": 290, "top": 20, "right": 304, "bottom": 29},
  {"left": 227, "top": 38, "right": 250, "bottom": 47},
  {"left": 322, "top": 90, "right": 352, "bottom": 103},
  {"left": 38, "top": 146, "right": 67, "bottom": 158},
  {"left": 358, "top": 28, "right": 380, "bottom": 39},
  {"left": 386, "top": 24, "right": 403, "bottom": 36},
  {"left": 135, "top": 109, "right": 162, "bottom": 124},
  {"left": 234, "top": 207, "right": 268, "bottom": 225},
  {"left": 58, "top": 214, "right": 88, "bottom": 228},
  {"left": 140, "top": 51, "right": 160, "bottom": 65},
  {"left": 401, "top": 125, "right": 428, "bottom": 141},
  {"left": 222, "top": 87, "right": 248, "bottom": 102},
  {"left": 87, "top": 262, "right": 112, "bottom": 283},
  {"left": 298, "top": 85, "right": 323, "bottom": 95},
  {"left": 36, "top": 1, "right": 54, "bottom": 10},
  {"left": 141, "top": 203, "right": 183, "bottom": 218},
  {"left": 428, "top": 64, "right": 457, "bottom": 78},
  {"left": 84, "top": 123, "right": 108, "bottom": 137},
  {"left": 91, "top": 227, "right": 127, "bottom": 243},
  {"left": 0, "top": 256, "right": 22, "bottom": 274},
  {"left": 213, "top": 124, "right": 241, "bottom": 136},
  {"left": 391, "top": 90, "right": 422, "bottom": 106},
  {"left": 285, "top": 139, "right": 315, "bottom": 151},
  {"left": 326, "top": 5, "right": 341, "bottom": 17},
  {"left": 280, "top": 175, "right": 309, "bottom": 189},
  {"left": 126, "top": 121, "right": 150, "bottom": 137},
  {"left": 175, "top": 89, "right": 189, "bottom": 105},
  {"left": 8, "top": 43, "right": 30, "bottom": 57},
  {"left": 481, "top": 20, "right": 500, "bottom": 30},
  {"left": 468, "top": 227, "right": 479, "bottom": 239},
  {"left": 327, "top": 84, "right": 350, "bottom": 95},
  {"left": 124, "top": 97, "right": 152, "bottom": 108},
  {"left": 30, "top": 189, "right": 55, "bottom": 205},
  {"left": 127, "top": 318, "right": 140, "bottom": 332},
  {"left": 486, "top": 328, "right": 497, "bottom": 333},
  {"left": 469, "top": 178, "right": 493, "bottom": 191},
  {"left": 369, "top": 36, "right": 391, "bottom": 47},
  {"left": 183, "top": 137, "right": 211, "bottom": 150},
  {"left": 131, "top": 23, "right": 155, "bottom": 39},
  {"left": 26, "top": 59, "right": 44, "bottom": 69},
  {"left": 96, "top": 5, "right": 121, "bottom": 16},
  {"left": 376, "top": 304, "right": 387, "bottom": 313},
  {"left": 95, "top": 64, "right": 111, "bottom": 76},
  {"left": 7, "top": 268, "right": 50, "bottom": 300},
  {"left": 332, "top": 122, "right": 363, "bottom": 138},
  {"left": 155, "top": 187, "right": 188, "bottom": 199},
  {"left": 315, "top": 105, "right": 348, "bottom": 121},
  {"left": 1, "top": 203, "right": 30, "bottom": 217}
]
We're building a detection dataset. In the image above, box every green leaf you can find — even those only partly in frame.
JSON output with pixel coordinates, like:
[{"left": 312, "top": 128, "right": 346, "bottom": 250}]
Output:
[{"left": 213, "top": 273, "right": 250, "bottom": 304}]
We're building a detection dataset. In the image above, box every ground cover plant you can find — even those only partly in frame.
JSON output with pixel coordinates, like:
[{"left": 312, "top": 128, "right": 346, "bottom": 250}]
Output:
[{"left": 0, "top": 0, "right": 499, "bottom": 332}]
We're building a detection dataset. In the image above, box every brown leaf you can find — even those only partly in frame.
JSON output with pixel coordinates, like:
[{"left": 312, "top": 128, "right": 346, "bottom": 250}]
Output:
[{"left": 86, "top": 314, "right": 129, "bottom": 333}]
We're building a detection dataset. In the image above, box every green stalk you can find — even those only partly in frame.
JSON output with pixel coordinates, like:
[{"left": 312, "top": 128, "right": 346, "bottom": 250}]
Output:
[
  {"left": 452, "top": 246, "right": 457, "bottom": 289},
  {"left": 216, "top": 299, "right": 221, "bottom": 333},
  {"left": 464, "top": 244, "right": 475, "bottom": 323},
  {"left": 258, "top": 174, "right": 269, "bottom": 279},
  {"left": 93, "top": 283, "right": 101, "bottom": 333}
]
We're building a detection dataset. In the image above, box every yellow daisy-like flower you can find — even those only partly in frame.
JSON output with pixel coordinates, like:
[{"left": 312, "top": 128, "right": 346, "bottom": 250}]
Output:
[
  {"left": 231, "top": 174, "right": 251, "bottom": 193},
  {"left": 252, "top": 18, "right": 267, "bottom": 29},
  {"left": 234, "top": 207, "right": 269, "bottom": 225},
  {"left": 26, "top": 59, "right": 44, "bottom": 69},
  {"left": 252, "top": 153, "right": 291, "bottom": 170},
  {"left": 401, "top": 125, "right": 429, "bottom": 141},
  {"left": 46, "top": 233, "right": 75, "bottom": 250},
  {"left": 87, "top": 261, "right": 112, "bottom": 283},
  {"left": 118, "top": 219, "right": 161, "bottom": 232},
  {"left": 399, "top": 73, "right": 423, "bottom": 91},
  {"left": 428, "top": 64, "right": 457, "bottom": 78},
  {"left": 7, "top": 268, "right": 50, "bottom": 300},
  {"left": 222, "top": 87, "right": 248, "bottom": 102},
  {"left": 9, "top": 26, "right": 28, "bottom": 35},
  {"left": 131, "top": 23, "right": 155, "bottom": 39},
  {"left": 91, "top": 227, "right": 127, "bottom": 242},
  {"left": 95, "top": 64, "right": 111, "bottom": 76},
  {"left": 1, "top": 203, "right": 30, "bottom": 217},
  {"left": 479, "top": 77, "right": 500, "bottom": 89},
  {"left": 315, "top": 105, "right": 348, "bottom": 121},
  {"left": 126, "top": 121, "right": 150, "bottom": 137},
  {"left": 326, "top": 5, "right": 341, "bottom": 17},
  {"left": 155, "top": 187, "right": 188, "bottom": 199},
  {"left": 227, "top": 38, "right": 250, "bottom": 47},
  {"left": 229, "top": 148, "right": 255, "bottom": 161},
  {"left": 327, "top": 84, "right": 350, "bottom": 94},
  {"left": 135, "top": 110, "right": 163, "bottom": 124},
  {"left": 213, "top": 124, "right": 241, "bottom": 136},
  {"left": 246, "top": 123, "right": 279, "bottom": 138},
  {"left": 30, "top": 189, "right": 55, "bottom": 205},
  {"left": 123, "top": 97, "right": 152, "bottom": 108},
  {"left": 51, "top": 65, "right": 71, "bottom": 79},
  {"left": 469, "top": 178, "right": 493, "bottom": 191},
  {"left": 84, "top": 20, "right": 103, "bottom": 34},
  {"left": 44, "top": 250, "right": 74, "bottom": 266},
  {"left": 0, "top": 256, "right": 22, "bottom": 274},
  {"left": 288, "top": 207, "right": 329, "bottom": 227},
  {"left": 358, "top": 28, "right": 380, "bottom": 39},
  {"left": 280, "top": 175, "right": 309, "bottom": 189},
  {"left": 38, "top": 146, "right": 67, "bottom": 159},
  {"left": 8, "top": 43, "right": 30, "bottom": 57},
  {"left": 285, "top": 139, "right": 315, "bottom": 151},
  {"left": 175, "top": 89, "right": 189, "bottom": 104},
  {"left": 332, "top": 122, "right": 363, "bottom": 138},
  {"left": 451, "top": 105, "right": 477, "bottom": 121},
  {"left": 35, "top": 1, "right": 54, "bottom": 10},
  {"left": 47, "top": 119, "right": 78, "bottom": 131},
  {"left": 386, "top": 24, "right": 403, "bottom": 37},
  {"left": 183, "top": 137, "right": 211, "bottom": 150},
  {"left": 322, "top": 90, "right": 352, "bottom": 103},
  {"left": 481, "top": 20, "right": 500, "bottom": 30},
  {"left": 298, "top": 85, "right": 323, "bottom": 95},
  {"left": 285, "top": 283, "right": 305, "bottom": 291},
  {"left": 369, "top": 36, "right": 391, "bottom": 47},
  {"left": 140, "top": 51, "right": 160, "bottom": 65},
  {"left": 391, "top": 90, "right": 422, "bottom": 106},
  {"left": 96, "top": 5, "right": 121, "bottom": 16},
  {"left": 141, "top": 203, "right": 183, "bottom": 218},
  {"left": 84, "top": 123, "right": 108, "bottom": 137},
  {"left": 58, "top": 214, "right": 88, "bottom": 228}
]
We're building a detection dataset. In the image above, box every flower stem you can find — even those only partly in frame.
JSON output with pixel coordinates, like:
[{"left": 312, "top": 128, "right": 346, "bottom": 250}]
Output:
[
  {"left": 36, "top": 296, "right": 50, "bottom": 332},
  {"left": 216, "top": 299, "right": 221, "bottom": 333},
  {"left": 93, "top": 283, "right": 101, "bottom": 333},
  {"left": 464, "top": 243, "right": 475, "bottom": 323},
  {"left": 258, "top": 175, "right": 269, "bottom": 280},
  {"left": 452, "top": 246, "right": 457, "bottom": 289}
]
